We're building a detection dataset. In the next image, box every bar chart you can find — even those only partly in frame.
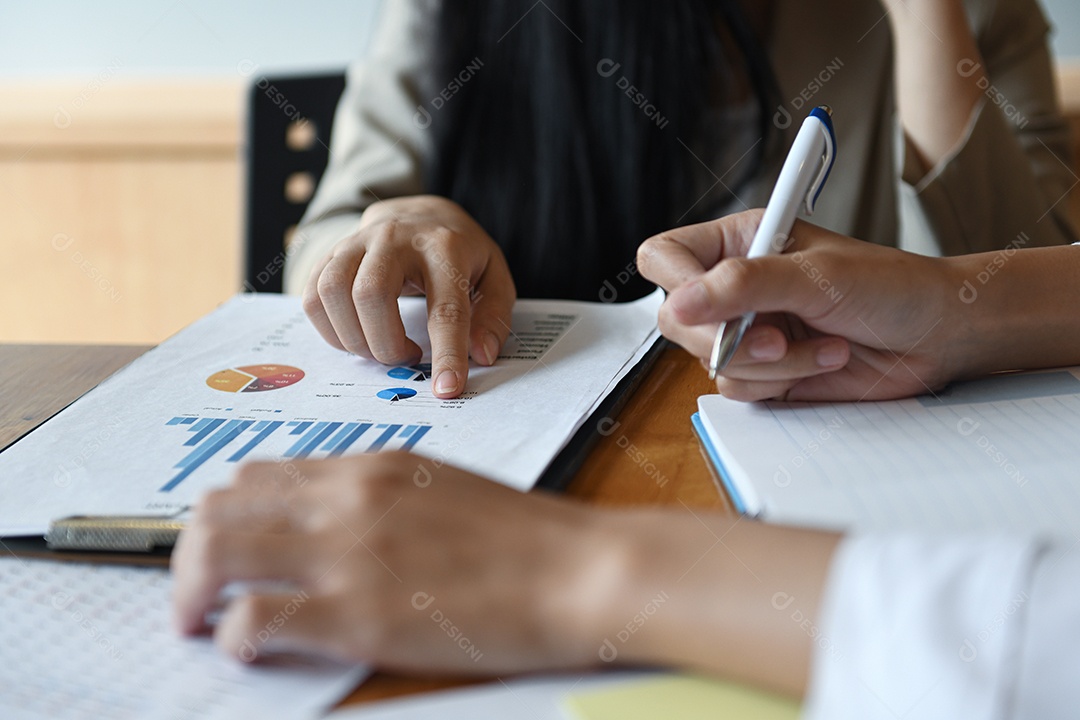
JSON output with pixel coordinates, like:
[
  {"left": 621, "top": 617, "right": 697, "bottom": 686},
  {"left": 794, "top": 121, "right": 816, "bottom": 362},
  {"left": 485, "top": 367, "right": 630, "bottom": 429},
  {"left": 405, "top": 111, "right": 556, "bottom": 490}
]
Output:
[{"left": 161, "top": 416, "right": 431, "bottom": 492}]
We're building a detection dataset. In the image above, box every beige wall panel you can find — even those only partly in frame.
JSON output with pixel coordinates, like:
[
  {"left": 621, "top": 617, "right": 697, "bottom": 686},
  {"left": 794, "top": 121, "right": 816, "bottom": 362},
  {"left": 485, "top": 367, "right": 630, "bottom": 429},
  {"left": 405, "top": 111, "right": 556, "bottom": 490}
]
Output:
[
  {"left": 0, "top": 79, "right": 242, "bottom": 344},
  {"left": 0, "top": 156, "right": 240, "bottom": 344}
]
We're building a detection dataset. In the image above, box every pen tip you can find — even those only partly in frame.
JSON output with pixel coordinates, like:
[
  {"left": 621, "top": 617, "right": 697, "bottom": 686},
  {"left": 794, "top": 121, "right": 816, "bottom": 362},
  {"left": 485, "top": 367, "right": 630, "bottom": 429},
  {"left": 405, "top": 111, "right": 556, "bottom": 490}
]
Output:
[{"left": 819, "top": 105, "right": 833, "bottom": 117}]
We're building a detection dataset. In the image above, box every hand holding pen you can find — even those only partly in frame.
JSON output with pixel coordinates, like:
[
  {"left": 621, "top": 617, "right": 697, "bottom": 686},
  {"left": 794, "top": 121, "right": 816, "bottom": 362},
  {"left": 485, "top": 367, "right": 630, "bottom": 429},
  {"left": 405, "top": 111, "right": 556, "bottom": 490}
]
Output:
[
  {"left": 707, "top": 106, "right": 836, "bottom": 378},
  {"left": 636, "top": 107, "right": 965, "bottom": 403}
]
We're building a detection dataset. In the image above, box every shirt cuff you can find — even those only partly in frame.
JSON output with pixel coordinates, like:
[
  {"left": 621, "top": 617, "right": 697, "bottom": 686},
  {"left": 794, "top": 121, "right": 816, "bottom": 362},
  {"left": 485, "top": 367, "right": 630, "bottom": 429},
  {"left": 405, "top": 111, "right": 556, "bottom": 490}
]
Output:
[
  {"left": 802, "top": 534, "right": 1039, "bottom": 720},
  {"left": 1011, "top": 540, "right": 1080, "bottom": 718}
]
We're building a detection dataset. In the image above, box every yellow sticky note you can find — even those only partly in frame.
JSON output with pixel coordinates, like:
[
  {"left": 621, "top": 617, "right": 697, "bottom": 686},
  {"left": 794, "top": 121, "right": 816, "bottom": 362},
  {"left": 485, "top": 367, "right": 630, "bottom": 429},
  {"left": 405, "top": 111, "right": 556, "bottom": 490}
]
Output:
[{"left": 564, "top": 674, "right": 800, "bottom": 720}]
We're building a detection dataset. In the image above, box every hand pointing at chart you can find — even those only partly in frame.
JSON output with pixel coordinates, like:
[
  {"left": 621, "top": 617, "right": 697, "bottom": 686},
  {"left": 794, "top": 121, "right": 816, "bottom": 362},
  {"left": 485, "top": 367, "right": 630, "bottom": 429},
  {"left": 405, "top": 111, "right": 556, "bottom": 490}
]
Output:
[{"left": 301, "top": 196, "right": 517, "bottom": 400}]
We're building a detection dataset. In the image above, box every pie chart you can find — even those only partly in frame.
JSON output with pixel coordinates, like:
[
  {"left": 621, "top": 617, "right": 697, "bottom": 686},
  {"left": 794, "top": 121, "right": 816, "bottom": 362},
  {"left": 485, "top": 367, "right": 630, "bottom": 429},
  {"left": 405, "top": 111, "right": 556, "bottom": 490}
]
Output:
[
  {"left": 387, "top": 363, "right": 432, "bottom": 382},
  {"left": 377, "top": 387, "right": 417, "bottom": 402},
  {"left": 206, "top": 364, "right": 305, "bottom": 393}
]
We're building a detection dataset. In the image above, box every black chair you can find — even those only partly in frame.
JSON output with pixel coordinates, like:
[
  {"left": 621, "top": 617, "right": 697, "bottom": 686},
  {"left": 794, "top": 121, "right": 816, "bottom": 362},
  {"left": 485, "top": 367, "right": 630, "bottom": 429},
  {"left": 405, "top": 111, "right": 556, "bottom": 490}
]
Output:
[{"left": 244, "top": 72, "right": 347, "bottom": 293}]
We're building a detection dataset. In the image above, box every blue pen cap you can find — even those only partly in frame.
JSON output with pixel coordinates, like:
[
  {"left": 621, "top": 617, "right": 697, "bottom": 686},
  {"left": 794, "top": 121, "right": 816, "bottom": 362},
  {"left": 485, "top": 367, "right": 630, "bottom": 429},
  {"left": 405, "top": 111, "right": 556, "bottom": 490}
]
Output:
[{"left": 806, "top": 106, "right": 837, "bottom": 214}]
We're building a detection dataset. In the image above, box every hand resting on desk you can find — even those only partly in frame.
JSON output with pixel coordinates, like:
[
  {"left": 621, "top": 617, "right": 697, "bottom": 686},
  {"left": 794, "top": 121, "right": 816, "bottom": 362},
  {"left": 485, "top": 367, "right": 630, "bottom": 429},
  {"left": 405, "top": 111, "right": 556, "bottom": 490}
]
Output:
[
  {"left": 172, "top": 451, "right": 837, "bottom": 696},
  {"left": 173, "top": 452, "right": 618, "bottom": 674}
]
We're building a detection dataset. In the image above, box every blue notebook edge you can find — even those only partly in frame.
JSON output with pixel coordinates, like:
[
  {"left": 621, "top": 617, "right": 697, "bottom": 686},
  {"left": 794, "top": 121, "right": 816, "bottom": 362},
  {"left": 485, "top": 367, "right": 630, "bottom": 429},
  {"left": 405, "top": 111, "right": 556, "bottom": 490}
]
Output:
[{"left": 690, "top": 412, "right": 748, "bottom": 515}]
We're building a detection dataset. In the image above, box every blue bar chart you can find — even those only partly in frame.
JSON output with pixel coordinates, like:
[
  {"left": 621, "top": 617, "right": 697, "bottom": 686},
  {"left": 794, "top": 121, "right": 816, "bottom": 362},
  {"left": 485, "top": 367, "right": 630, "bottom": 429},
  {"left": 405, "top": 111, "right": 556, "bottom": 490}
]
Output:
[{"left": 161, "top": 416, "right": 433, "bottom": 492}]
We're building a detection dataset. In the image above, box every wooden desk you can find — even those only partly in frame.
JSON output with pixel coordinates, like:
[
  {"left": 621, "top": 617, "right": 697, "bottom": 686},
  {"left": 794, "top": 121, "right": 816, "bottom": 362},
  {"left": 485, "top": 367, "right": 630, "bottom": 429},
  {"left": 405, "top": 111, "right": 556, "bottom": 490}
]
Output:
[{"left": 0, "top": 343, "right": 730, "bottom": 707}]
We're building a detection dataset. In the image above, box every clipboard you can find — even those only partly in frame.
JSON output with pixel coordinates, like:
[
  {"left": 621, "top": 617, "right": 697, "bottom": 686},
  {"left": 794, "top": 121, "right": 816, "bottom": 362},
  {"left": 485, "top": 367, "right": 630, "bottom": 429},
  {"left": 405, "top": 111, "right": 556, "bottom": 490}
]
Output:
[
  {"left": 1, "top": 336, "right": 667, "bottom": 560},
  {"left": 535, "top": 336, "right": 667, "bottom": 491}
]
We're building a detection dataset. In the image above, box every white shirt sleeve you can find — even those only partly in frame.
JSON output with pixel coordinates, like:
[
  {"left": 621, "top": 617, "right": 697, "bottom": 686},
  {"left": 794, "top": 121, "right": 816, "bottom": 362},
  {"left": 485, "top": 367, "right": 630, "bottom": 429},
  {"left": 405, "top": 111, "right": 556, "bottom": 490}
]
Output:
[
  {"left": 1010, "top": 540, "right": 1080, "bottom": 716},
  {"left": 283, "top": 0, "right": 438, "bottom": 294},
  {"left": 802, "top": 533, "right": 1080, "bottom": 720}
]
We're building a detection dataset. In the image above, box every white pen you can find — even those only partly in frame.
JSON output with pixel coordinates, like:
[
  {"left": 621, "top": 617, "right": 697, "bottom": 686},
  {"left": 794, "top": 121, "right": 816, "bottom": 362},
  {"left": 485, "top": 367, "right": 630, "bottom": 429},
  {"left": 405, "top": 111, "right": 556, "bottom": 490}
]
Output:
[{"left": 708, "top": 105, "right": 837, "bottom": 379}]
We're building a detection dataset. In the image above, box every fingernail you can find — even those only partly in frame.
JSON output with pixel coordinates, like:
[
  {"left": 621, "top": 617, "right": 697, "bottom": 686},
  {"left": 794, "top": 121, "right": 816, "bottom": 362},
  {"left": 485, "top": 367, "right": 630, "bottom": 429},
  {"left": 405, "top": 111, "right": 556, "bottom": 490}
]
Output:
[
  {"left": 817, "top": 343, "right": 847, "bottom": 368},
  {"left": 435, "top": 370, "right": 459, "bottom": 395},
  {"left": 482, "top": 332, "right": 500, "bottom": 366},
  {"left": 670, "top": 282, "right": 709, "bottom": 317},
  {"left": 748, "top": 335, "right": 779, "bottom": 361}
]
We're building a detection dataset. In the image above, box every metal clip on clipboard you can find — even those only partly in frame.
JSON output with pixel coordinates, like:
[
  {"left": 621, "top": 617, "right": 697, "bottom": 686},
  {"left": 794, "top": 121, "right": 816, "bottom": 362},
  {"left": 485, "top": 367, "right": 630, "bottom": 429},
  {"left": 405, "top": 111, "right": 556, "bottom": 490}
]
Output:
[{"left": 46, "top": 514, "right": 186, "bottom": 553}]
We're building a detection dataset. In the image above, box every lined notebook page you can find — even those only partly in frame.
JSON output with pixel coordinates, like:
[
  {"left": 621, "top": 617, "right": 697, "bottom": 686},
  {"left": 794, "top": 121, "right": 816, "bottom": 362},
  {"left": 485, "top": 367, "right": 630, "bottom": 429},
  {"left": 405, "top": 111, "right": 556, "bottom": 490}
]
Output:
[{"left": 697, "top": 368, "right": 1080, "bottom": 536}]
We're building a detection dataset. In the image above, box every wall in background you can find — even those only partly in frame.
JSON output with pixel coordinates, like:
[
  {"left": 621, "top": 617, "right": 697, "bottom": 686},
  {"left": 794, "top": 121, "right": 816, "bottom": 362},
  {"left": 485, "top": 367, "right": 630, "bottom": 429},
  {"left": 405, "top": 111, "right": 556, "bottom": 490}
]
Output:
[
  {"left": 0, "top": 80, "right": 243, "bottom": 344},
  {"left": 1047, "top": 0, "right": 1080, "bottom": 58},
  {"left": 0, "top": 1, "right": 387, "bottom": 344},
  {"left": 0, "top": 1, "right": 381, "bottom": 77},
  {"left": 0, "top": 0, "right": 1077, "bottom": 79}
]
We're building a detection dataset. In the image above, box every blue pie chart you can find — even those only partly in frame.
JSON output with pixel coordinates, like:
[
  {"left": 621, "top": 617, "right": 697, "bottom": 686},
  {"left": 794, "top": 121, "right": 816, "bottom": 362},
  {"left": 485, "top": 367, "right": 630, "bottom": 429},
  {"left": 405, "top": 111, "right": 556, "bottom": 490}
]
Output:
[
  {"left": 387, "top": 363, "right": 431, "bottom": 382},
  {"left": 377, "top": 387, "right": 417, "bottom": 402}
]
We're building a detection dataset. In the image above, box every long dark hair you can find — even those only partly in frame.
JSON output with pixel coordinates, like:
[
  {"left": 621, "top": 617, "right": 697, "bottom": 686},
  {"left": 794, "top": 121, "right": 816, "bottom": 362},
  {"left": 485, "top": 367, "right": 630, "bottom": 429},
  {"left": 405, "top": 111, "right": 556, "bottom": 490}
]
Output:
[{"left": 426, "top": 0, "right": 777, "bottom": 300}]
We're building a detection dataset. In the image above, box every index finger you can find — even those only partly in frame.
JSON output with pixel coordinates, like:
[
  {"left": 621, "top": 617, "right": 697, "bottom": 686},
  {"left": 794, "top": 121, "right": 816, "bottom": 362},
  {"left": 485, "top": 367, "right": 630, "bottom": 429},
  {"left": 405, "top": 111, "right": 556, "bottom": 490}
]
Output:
[
  {"left": 422, "top": 254, "right": 474, "bottom": 399},
  {"left": 637, "top": 209, "right": 765, "bottom": 291}
]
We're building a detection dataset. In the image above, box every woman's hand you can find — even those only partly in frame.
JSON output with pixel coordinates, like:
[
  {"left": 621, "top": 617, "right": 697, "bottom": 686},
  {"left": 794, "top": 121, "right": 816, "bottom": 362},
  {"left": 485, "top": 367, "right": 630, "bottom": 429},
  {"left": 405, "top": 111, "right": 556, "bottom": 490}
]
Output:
[
  {"left": 637, "top": 211, "right": 964, "bottom": 402},
  {"left": 171, "top": 452, "right": 611, "bottom": 674},
  {"left": 302, "top": 196, "right": 516, "bottom": 399},
  {"left": 171, "top": 451, "right": 840, "bottom": 695}
]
